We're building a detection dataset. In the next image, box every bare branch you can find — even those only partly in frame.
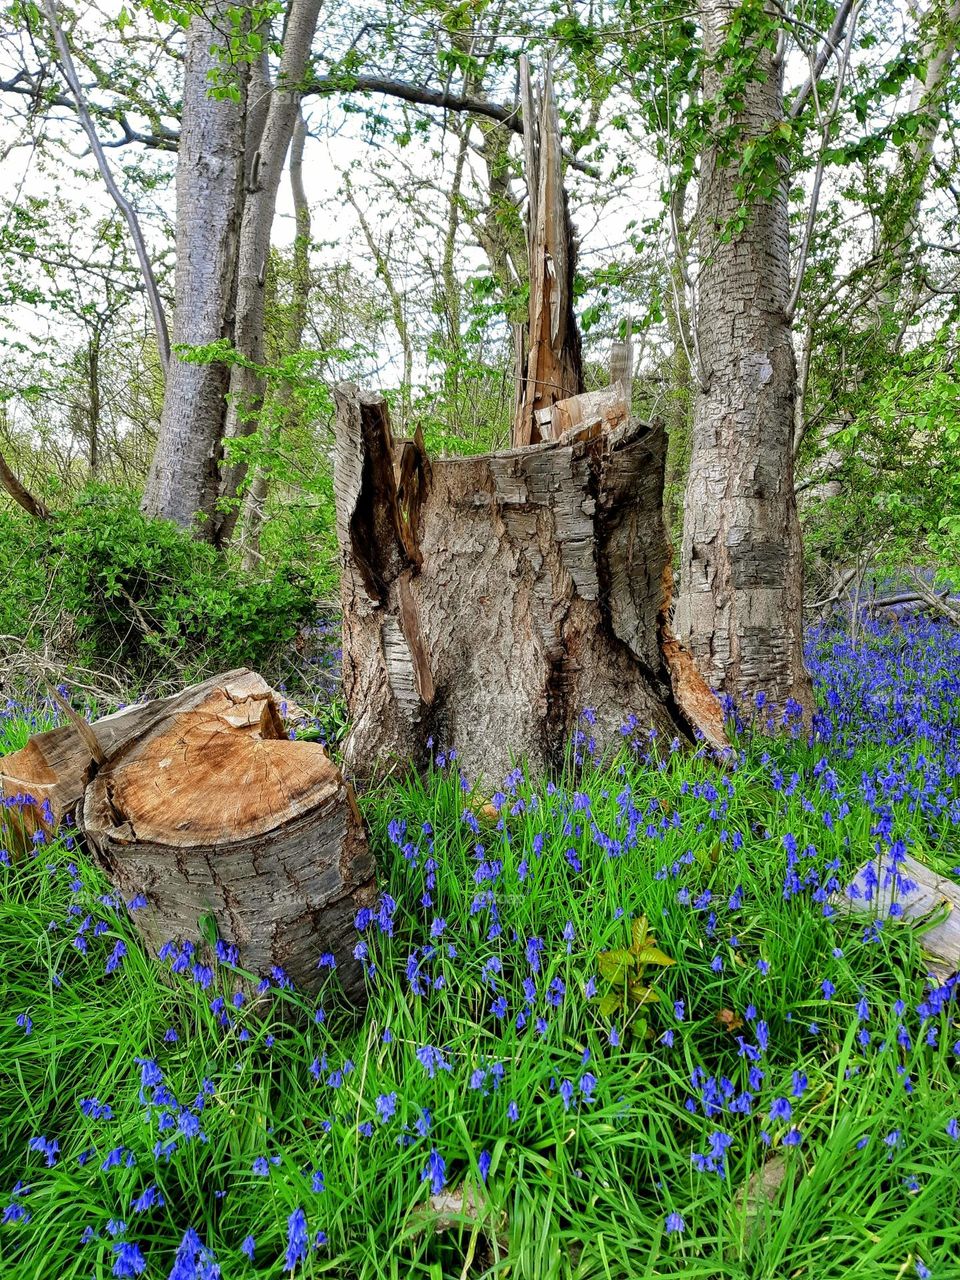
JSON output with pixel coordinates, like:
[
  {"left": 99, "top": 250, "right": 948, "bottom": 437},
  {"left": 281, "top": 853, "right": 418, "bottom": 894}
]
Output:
[
  {"left": 788, "top": 0, "right": 857, "bottom": 121},
  {"left": 786, "top": 2, "right": 861, "bottom": 323},
  {"left": 306, "top": 70, "right": 601, "bottom": 178},
  {"left": 0, "top": 450, "right": 52, "bottom": 520},
  {"left": 0, "top": 69, "right": 178, "bottom": 150},
  {"left": 37, "top": 0, "right": 171, "bottom": 372}
]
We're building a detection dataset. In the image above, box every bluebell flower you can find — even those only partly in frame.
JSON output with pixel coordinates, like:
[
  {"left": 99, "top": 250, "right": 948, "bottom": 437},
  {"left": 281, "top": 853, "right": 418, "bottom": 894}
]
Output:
[
  {"left": 665, "top": 1212, "right": 685, "bottom": 1234},
  {"left": 421, "top": 1148, "right": 446, "bottom": 1195},
  {"left": 111, "top": 1241, "right": 146, "bottom": 1277},
  {"left": 285, "top": 1208, "right": 309, "bottom": 1272},
  {"left": 376, "top": 1093, "right": 397, "bottom": 1122}
]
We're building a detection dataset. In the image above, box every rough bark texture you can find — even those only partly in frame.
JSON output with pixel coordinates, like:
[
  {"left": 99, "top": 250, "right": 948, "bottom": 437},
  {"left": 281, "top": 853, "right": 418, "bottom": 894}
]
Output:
[
  {"left": 2, "top": 670, "right": 375, "bottom": 1001},
  {"left": 512, "top": 60, "right": 584, "bottom": 448},
  {"left": 674, "top": 0, "right": 813, "bottom": 717},
  {"left": 334, "top": 384, "right": 726, "bottom": 788},
  {"left": 215, "top": 0, "right": 323, "bottom": 546},
  {"left": 140, "top": 0, "right": 248, "bottom": 533}
]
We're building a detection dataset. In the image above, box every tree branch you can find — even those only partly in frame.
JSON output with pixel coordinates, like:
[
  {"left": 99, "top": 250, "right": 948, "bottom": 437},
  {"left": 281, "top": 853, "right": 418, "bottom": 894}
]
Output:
[
  {"left": 0, "top": 69, "right": 179, "bottom": 150},
  {"left": 785, "top": 2, "right": 860, "bottom": 322},
  {"left": 788, "top": 0, "right": 857, "bottom": 121},
  {"left": 37, "top": 0, "right": 171, "bottom": 372},
  {"left": 306, "top": 71, "right": 600, "bottom": 177},
  {"left": 0, "top": 450, "right": 52, "bottom": 520}
]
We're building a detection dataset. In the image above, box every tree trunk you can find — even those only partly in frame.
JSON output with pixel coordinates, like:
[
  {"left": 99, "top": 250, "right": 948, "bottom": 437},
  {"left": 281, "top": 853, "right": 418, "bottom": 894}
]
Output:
[
  {"left": 239, "top": 107, "right": 313, "bottom": 572},
  {"left": 140, "top": 1, "right": 249, "bottom": 535},
  {"left": 214, "top": 0, "right": 323, "bottom": 548},
  {"left": 333, "top": 384, "right": 727, "bottom": 789},
  {"left": 1, "top": 670, "right": 375, "bottom": 1001},
  {"left": 674, "top": 0, "right": 813, "bottom": 717},
  {"left": 87, "top": 334, "right": 100, "bottom": 476}
]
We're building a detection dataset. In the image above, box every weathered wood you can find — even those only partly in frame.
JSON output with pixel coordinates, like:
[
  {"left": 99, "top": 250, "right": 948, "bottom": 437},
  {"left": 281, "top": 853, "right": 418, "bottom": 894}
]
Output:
[
  {"left": 334, "top": 383, "right": 727, "bottom": 787},
  {"left": 609, "top": 319, "right": 634, "bottom": 411},
  {"left": 0, "top": 448, "right": 51, "bottom": 520},
  {"left": 2, "top": 672, "right": 376, "bottom": 1000},
  {"left": 836, "top": 853, "right": 960, "bottom": 981},
  {"left": 512, "top": 60, "right": 584, "bottom": 448},
  {"left": 535, "top": 382, "right": 628, "bottom": 443},
  {"left": 1, "top": 670, "right": 274, "bottom": 836}
]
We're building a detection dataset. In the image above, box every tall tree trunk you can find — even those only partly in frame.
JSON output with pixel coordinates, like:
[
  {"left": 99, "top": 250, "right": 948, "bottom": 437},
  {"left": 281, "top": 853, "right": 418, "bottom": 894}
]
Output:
[
  {"left": 140, "top": 0, "right": 249, "bottom": 534},
  {"left": 881, "top": 0, "right": 960, "bottom": 324},
  {"left": 674, "top": 0, "right": 813, "bottom": 717},
  {"left": 239, "top": 108, "right": 313, "bottom": 571},
  {"left": 214, "top": 0, "right": 323, "bottom": 548}
]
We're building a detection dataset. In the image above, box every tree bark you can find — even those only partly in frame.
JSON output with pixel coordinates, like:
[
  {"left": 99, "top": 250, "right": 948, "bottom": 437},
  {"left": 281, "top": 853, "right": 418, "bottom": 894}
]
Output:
[
  {"left": 674, "top": 0, "right": 813, "bottom": 717},
  {"left": 2, "top": 670, "right": 375, "bottom": 1001},
  {"left": 214, "top": 0, "right": 323, "bottom": 548},
  {"left": 333, "top": 384, "right": 726, "bottom": 789},
  {"left": 0, "top": 450, "right": 51, "bottom": 520},
  {"left": 140, "top": 1, "right": 250, "bottom": 534}
]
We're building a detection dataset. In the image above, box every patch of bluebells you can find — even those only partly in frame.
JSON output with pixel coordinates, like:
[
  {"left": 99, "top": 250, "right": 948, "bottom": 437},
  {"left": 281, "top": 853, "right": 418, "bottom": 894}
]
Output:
[{"left": 4, "top": 621, "right": 960, "bottom": 1275}]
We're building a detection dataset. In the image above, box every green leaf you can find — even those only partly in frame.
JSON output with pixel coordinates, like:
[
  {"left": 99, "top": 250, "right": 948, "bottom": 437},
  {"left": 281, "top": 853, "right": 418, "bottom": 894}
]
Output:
[
  {"left": 632, "top": 946, "right": 676, "bottom": 969},
  {"left": 598, "top": 949, "right": 634, "bottom": 984}
]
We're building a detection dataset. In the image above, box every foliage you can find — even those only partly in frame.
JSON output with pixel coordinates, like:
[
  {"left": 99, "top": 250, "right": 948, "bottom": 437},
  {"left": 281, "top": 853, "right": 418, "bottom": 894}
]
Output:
[
  {"left": 0, "top": 490, "right": 317, "bottom": 688},
  {"left": 1, "top": 621, "right": 959, "bottom": 1277},
  {"left": 594, "top": 915, "right": 675, "bottom": 1033}
]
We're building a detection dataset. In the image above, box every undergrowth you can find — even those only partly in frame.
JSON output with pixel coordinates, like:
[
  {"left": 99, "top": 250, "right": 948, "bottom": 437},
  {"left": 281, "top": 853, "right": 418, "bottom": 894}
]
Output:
[{"left": 0, "top": 619, "right": 958, "bottom": 1279}]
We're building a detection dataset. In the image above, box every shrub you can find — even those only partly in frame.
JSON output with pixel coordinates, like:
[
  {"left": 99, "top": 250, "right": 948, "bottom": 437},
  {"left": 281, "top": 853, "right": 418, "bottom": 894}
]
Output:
[{"left": 0, "top": 488, "right": 317, "bottom": 688}]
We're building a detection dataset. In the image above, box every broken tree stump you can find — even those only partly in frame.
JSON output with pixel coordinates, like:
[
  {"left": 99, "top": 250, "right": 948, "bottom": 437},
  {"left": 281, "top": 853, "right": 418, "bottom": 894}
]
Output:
[
  {"left": 2, "top": 671, "right": 375, "bottom": 1001},
  {"left": 334, "top": 383, "right": 726, "bottom": 788}
]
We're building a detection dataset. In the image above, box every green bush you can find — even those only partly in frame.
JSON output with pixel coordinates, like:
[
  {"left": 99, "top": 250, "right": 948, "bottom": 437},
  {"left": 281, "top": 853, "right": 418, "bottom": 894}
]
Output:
[{"left": 0, "top": 489, "right": 317, "bottom": 688}]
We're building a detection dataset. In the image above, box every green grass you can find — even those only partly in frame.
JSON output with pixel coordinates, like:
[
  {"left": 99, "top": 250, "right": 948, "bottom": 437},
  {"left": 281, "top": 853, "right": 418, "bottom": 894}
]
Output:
[{"left": 1, "top": 625, "right": 959, "bottom": 1279}]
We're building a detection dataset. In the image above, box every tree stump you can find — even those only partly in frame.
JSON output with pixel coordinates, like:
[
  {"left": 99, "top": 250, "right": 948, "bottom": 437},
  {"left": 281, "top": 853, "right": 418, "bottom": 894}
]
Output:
[
  {"left": 333, "top": 384, "right": 726, "bottom": 788},
  {"left": 2, "top": 671, "right": 375, "bottom": 1002}
]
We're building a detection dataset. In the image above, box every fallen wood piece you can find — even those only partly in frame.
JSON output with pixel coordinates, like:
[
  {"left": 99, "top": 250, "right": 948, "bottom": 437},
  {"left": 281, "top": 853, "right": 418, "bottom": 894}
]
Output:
[
  {"left": 729, "top": 1153, "right": 791, "bottom": 1256},
  {"left": 834, "top": 852, "right": 960, "bottom": 982},
  {"left": 3, "top": 671, "right": 376, "bottom": 1002}
]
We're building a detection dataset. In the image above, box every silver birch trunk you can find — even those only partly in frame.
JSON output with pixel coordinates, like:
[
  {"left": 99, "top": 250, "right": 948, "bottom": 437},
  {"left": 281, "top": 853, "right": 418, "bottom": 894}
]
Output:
[{"left": 674, "top": 0, "right": 813, "bottom": 718}]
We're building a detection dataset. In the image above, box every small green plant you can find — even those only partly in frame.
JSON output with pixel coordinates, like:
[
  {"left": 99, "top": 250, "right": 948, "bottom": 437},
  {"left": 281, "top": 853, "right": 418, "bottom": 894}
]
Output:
[{"left": 594, "top": 914, "right": 675, "bottom": 1035}]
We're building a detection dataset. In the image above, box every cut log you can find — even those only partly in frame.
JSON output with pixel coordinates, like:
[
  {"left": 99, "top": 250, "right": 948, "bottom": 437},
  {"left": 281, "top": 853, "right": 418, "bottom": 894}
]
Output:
[
  {"left": 835, "top": 853, "right": 960, "bottom": 983},
  {"left": 334, "top": 383, "right": 727, "bottom": 788},
  {"left": 1, "top": 670, "right": 276, "bottom": 839},
  {"left": 2, "top": 671, "right": 376, "bottom": 1001}
]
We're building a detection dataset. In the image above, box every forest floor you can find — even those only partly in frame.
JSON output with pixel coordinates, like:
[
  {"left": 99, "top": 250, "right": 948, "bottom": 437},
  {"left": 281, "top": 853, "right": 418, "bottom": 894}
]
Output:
[{"left": 1, "top": 619, "right": 959, "bottom": 1280}]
